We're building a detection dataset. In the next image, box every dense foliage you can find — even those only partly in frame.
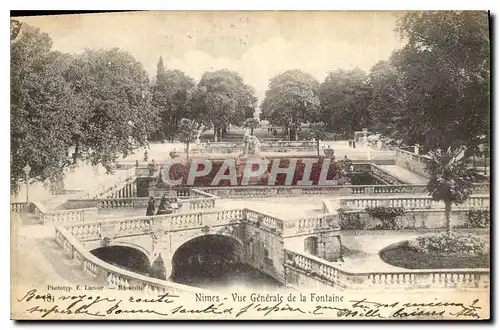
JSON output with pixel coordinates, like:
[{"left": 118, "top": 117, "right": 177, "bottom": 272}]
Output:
[
  {"left": 464, "top": 209, "right": 490, "bottom": 228},
  {"left": 408, "top": 233, "right": 488, "bottom": 256},
  {"left": 366, "top": 206, "right": 406, "bottom": 230},
  {"left": 426, "top": 147, "right": 477, "bottom": 234},
  {"left": 11, "top": 21, "right": 158, "bottom": 191}
]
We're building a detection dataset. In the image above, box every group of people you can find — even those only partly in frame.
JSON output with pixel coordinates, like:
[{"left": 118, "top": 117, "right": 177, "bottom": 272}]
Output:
[{"left": 146, "top": 195, "right": 180, "bottom": 216}]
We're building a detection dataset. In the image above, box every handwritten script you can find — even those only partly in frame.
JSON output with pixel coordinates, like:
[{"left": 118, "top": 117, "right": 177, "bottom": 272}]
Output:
[{"left": 16, "top": 289, "right": 484, "bottom": 319}]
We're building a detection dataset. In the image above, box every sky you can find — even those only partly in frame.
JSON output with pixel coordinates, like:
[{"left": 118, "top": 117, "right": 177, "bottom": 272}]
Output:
[{"left": 18, "top": 11, "right": 407, "bottom": 104}]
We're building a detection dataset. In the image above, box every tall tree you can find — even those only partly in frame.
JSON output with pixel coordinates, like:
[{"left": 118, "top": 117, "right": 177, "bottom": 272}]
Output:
[
  {"left": 261, "top": 70, "right": 320, "bottom": 141},
  {"left": 367, "top": 58, "right": 407, "bottom": 138},
  {"left": 196, "top": 70, "right": 257, "bottom": 141},
  {"left": 177, "top": 118, "right": 198, "bottom": 159},
  {"left": 394, "top": 11, "right": 490, "bottom": 153},
  {"left": 310, "top": 122, "right": 326, "bottom": 156},
  {"left": 151, "top": 58, "right": 196, "bottom": 142},
  {"left": 11, "top": 22, "right": 79, "bottom": 190},
  {"left": 319, "top": 68, "right": 372, "bottom": 139},
  {"left": 65, "top": 48, "right": 159, "bottom": 170}
]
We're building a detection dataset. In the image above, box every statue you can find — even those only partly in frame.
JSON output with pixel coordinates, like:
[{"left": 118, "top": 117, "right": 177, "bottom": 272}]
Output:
[
  {"left": 242, "top": 135, "right": 261, "bottom": 157},
  {"left": 237, "top": 135, "right": 268, "bottom": 185}
]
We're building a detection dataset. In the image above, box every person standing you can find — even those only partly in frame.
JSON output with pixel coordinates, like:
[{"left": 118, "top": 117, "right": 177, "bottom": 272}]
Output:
[{"left": 146, "top": 196, "right": 156, "bottom": 216}]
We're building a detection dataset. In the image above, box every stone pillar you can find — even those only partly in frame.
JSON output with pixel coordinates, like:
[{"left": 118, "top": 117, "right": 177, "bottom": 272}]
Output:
[{"left": 320, "top": 231, "right": 342, "bottom": 262}]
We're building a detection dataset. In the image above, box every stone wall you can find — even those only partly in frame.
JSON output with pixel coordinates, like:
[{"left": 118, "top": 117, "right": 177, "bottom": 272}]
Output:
[
  {"left": 242, "top": 223, "right": 285, "bottom": 283},
  {"left": 341, "top": 208, "right": 489, "bottom": 229}
]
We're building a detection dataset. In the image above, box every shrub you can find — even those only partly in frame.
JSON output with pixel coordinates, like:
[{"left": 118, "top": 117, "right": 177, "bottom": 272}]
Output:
[
  {"left": 408, "top": 233, "right": 488, "bottom": 256},
  {"left": 366, "top": 206, "right": 406, "bottom": 230},
  {"left": 464, "top": 210, "right": 490, "bottom": 228},
  {"left": 337, "top": 208, "right": 365, "bottom": 230}
]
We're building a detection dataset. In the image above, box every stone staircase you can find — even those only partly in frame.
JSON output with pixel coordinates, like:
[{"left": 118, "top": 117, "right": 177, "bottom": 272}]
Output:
[{"left": 377, "top": 164, "right": 428, "bottom": 184}]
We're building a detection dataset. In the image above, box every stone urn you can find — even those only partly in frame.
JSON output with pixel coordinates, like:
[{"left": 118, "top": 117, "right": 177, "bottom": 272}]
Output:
[{"left": 324, "top": 148, "right": 334, "bottom": 157}]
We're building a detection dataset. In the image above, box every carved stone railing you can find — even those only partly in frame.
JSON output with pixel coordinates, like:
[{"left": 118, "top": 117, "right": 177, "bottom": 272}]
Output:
[
  {"left": 283, "top": 213, "right": 340, "bottom": 238},
  {"left": 198, "top": 184, "right": 486, "bottom": 198},
  {"left": 340, "top": 194, "right": 490, "bottom": 210},
  {"left": 54, "top": 226, "right": 212, "bottom": 295},
  {"left": 370, "top": 164, "right": 408, "bottom": 185},
  {"left": 11, "top": 202, "right": 29, "bottom": 213},
  {"left": 394, "top": 148, "right": 432, "bottom": 178},
  {"left": 31, "top": 201, "right": 98, "bottom": 224},
  {"left": 285, "top": 249, "right": 490, "bottom": 290},
  {"left": 188, "top": 198, "right": 217, "bottom": 211},
  {"left": 63, "top": 208, "right": 276, "bottom": 241},
  {"left": 189, "top": 188, "right": 219, "bottom": 199},
  {"left": 96, "top": 174, "right": 137, "bottom": 199},
  {"left": 244, "top": 209, "right": 284, "bottom": 234},
  {"left": 62, "top": 196, "right": 216, "bottom": 212}
]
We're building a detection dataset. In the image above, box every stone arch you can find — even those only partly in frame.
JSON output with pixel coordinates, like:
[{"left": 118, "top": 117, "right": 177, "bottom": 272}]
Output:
[
  {"left": 170, "top": 234, "right": 245, "bottom": 285},
  {"left": 107, "top": 241, "right": 155, "bottom": 265},
  {"left": 90, "top": 245, "right": 152, "bottom": 276}
]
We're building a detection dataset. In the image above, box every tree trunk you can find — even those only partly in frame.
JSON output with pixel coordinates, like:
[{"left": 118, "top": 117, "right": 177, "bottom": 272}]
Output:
[
  {"left": 289, "top": 127, "right": 297, "bottom": 141},
  {"left": 316, "top": 140, "right": 320, "bottom": 157},
  {"left": 251, "top": 127, "right": 254, "bottom": 136},
  {"left": 214, "top": 128, "right": 217, "bottom": 142},
  {"left": 72, "top": 141, "right": 80, "bottom": 165},
  {"left": 222, "top": 125, "right": 228, "bottom": 137},
  {"left": 445, "top": 200, "right": 452, "bottom": 236},
  {"left": 472, "top": 154, "right": 476, "bottom": 167},
  {"left": 186, "top": 143, "right": 190, "bottom": 160},
  {"left": 217, "top": 128, "right": 222, "bottom": 142}
]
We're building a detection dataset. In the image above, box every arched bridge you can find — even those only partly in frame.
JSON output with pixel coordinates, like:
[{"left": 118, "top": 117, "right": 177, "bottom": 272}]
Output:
[{"left": 58, "top": 208, "right": 342, "bottom": 286}]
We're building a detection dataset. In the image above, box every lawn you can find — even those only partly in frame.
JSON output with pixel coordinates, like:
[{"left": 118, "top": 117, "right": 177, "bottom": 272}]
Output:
[{"left": 379, "top": 241, "right": 490, "bottom": 269}]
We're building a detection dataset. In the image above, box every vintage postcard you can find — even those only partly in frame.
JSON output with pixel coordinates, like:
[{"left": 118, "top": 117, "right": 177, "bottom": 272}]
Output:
[{"left": 10, "top": 10, "right": 491, "bottom": 320}]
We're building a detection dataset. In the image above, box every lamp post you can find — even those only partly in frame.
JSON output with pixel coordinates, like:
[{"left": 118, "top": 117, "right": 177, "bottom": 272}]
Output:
[{"left": 23, "top": 164, "right": 31, "bottom": 204}]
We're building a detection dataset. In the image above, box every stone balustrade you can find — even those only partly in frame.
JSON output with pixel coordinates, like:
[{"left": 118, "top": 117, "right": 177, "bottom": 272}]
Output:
[
  {"left": 31, "top": 201, "right": 98, "bottom": 224},
  {"left": 244, "top": 209, "right": 284, "bottom": 234},
  {"left": 11, "top": 202, "right": 28, "bottom": 213},
  {"left": 55, "top": 226, "right": 211, "bottom": 295},
  {"left": 285, "top": 249, "right": 490, "bottom": 290},
  {"left": 189, "top": 188, "right": 219, "bottom": 199},
  {"left": 96, "top": 176, "right": 137, "bottom": 199},
  {"left": 63, "top": 208, "right": 255, "bottom": 240},
  {"left": 394, "top": 148, "right": 432, "bottom": 178},
  {"left": 198, "top": 182, "right": 488, "bottom": 198},
  {"left": 370, "top": 164, "right": 409, "bottom": 184},
  {"left": 62, "top": 196, "right": 216, "bottom": 212},
  {"left": 340, "top": 194, "right": 490, "bottom": 210},
  {"left": 188, "top": 198, "right": 217, "bottom": 210},
  {"left": 296, "top": 214, "right": 339, "bottom": 233},
  {"left": 283, "top": 213, "right": 340, "bottom": 238}
]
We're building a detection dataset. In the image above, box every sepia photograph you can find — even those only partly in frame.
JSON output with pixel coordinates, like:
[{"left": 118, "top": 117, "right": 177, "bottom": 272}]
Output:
[{"left": 10, "top": 10, "right": 491, "bottom": 320}]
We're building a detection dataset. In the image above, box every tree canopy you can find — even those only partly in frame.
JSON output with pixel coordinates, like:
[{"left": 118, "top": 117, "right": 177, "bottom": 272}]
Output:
[
  {"left": 66, "top": 48, "right": 158, "bottom": 168},
  {"left": 260, "top": 70, "right": 320, "bottom": 141},
  {"left": 11, "top": 21, "right": 159, "bottom": 190},
  {"left": 152, "top": 57, "right": 196, "bottom": 141},
  {"left": 368, "top": 11, "right": 490, "bottom": 152},
  {"left": 319, "top": 68, "right": 372, "bottom": 138},
  {"left": 195, "top": 69, "right": 257, "bottom": 141}
]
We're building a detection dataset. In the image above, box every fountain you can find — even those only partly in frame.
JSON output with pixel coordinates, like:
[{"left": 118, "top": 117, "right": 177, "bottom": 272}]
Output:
[{"left": 236, "top": 135, "right": 269, "bottom": 185}]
